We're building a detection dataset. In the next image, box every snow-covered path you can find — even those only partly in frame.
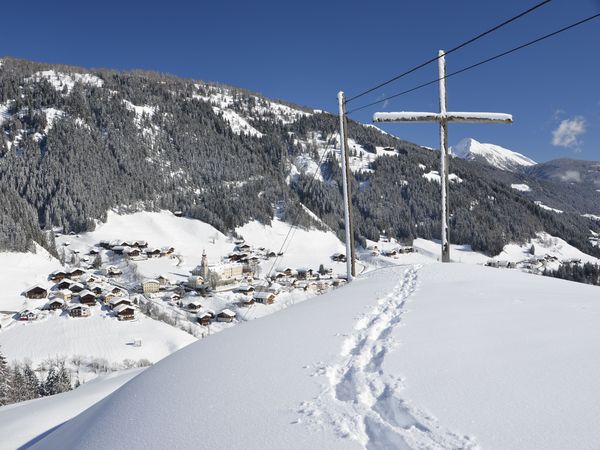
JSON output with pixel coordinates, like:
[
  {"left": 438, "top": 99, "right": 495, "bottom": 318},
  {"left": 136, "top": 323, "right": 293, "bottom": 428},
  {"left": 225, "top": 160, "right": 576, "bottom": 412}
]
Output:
[{"left": 305, "top": 266, "right": 474, "bottom": 449}]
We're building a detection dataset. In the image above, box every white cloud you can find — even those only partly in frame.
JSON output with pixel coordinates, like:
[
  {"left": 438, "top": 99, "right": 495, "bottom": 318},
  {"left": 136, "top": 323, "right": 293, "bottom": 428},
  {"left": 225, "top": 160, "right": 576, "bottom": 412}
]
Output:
[{"left": 552, "top": 116, "right": 586, "bottom": 149}]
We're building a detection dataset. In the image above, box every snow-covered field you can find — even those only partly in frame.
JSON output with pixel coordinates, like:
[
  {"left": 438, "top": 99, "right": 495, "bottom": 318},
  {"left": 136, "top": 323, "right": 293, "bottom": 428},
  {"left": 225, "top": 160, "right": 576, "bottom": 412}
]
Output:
[
  {"left": 0, "top": 308, "right": 195, "bottom": 378},
  {"left": 17, "top": 263, "right": 600, "bottom": 450},
  {"left": 0, "top": 245, "right": 61, "bottom": 312}
]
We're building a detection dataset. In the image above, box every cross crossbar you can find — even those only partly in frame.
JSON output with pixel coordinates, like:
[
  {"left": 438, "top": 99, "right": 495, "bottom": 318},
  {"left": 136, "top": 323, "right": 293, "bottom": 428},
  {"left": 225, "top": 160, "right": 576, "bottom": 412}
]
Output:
[
  {"left": 373, "top": 111, "right": 513, "bottom": 123},
  {"left": 372, "top": 50, "right": 513, "bottom": 262}
]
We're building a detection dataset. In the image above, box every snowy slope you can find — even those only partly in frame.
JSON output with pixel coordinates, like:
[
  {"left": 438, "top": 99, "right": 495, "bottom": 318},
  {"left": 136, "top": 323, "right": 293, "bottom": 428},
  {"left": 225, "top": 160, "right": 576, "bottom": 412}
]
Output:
[
  {"left": 452, "top": 137, "right": 536, "bottom": 172},
  {"left": 29, "top": 264, "right": 600, "bottom": 450},
  {"left": 0, "top": 245, "right": 61, "bottom": 312},
  {"left": 0, "top": 310, "right": 195, "bottom": 375},
  {"left": 0, "top": 368, "right": 143, "bottom": 450},
  {"left": 57, "top": 210, "right": 347, "bottom": 280}
]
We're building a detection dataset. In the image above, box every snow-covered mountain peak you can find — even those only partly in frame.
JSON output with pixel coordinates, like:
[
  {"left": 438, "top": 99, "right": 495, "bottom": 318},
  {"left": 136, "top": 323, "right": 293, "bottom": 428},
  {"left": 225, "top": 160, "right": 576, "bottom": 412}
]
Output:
[{"left": 451, "top": 137, "right": 536, "bottom": 172}]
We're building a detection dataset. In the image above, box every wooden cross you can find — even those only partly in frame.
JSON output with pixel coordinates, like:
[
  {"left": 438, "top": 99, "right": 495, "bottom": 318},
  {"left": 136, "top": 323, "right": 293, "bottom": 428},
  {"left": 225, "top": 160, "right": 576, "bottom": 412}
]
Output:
[{"left": 373, "top": 50, "right": 512, "bottom": 262}]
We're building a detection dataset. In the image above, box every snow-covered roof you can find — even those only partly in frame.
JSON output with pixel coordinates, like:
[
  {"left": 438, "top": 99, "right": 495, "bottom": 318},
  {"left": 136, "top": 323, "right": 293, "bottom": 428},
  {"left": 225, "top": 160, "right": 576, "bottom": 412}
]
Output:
[
  {"left": 109, "top": 297, "right": 131, "bottom": 306},
  {"left": 68, "top": 303, "right": 89, "bottom": 311},
  {"left": 114, "top": 304, "right": 135, "bottom": 313},
  {"left": 218, "top": 308, "right": 236, "bottom": 317}
]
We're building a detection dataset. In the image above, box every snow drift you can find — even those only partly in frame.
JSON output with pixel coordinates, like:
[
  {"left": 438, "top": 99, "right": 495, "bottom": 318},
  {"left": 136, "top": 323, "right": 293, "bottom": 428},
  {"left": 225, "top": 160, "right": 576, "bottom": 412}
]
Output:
[{"left": 26, "top": 263, "right": 600, "bottom": 450}]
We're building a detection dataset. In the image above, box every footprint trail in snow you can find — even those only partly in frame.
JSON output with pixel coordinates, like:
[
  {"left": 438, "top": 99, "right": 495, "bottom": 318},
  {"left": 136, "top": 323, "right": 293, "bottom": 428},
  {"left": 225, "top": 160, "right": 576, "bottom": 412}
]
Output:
[{"left": 299, "top": 265, "right": 477, "bottom": 450}]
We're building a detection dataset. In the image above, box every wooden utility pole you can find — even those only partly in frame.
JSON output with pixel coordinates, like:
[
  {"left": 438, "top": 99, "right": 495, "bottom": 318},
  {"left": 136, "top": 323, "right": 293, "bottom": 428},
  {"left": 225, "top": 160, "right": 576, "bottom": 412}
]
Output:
[
  {"left": 338, "top": 91, "right": 356, "bottom": 280},
  {"left": 373, "top": 50, "right": 512, "bottom": 263}
]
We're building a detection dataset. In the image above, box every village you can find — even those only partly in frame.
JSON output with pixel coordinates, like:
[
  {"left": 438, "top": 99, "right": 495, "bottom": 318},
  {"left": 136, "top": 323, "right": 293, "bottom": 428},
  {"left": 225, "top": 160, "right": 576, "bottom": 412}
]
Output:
[{"left": 11, "top": 234, "right": 351, "bottom": 337}]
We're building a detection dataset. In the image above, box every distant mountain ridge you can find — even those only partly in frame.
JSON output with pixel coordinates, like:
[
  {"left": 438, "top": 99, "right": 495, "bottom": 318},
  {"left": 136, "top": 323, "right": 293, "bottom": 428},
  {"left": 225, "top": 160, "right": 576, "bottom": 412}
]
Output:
[
  {"left": 0, "top": 56, "right": 599, "bottom": 259},
  {"left": 451, "top": 137, "right": 536, "bottom": 172}
]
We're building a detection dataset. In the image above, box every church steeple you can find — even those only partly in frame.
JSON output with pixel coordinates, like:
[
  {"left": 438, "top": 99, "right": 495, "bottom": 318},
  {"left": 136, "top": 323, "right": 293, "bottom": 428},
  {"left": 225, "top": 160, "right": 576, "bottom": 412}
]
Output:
[{"left": 201, "top": 249, "right": 209, "bottom": 279}]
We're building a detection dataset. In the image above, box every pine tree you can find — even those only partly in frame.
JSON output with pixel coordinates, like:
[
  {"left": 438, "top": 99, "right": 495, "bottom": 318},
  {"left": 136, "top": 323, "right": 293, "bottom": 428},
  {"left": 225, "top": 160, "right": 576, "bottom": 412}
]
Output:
[
  {"left": 56, "top": 362, "right": 72, "bottom": 394},
  {"left": 22, "top": 362, "right": 40, "bottom": 401},
  {"left": 41, "top": 365, "right": 58, "bottom": 397},
  {"left": 9, "top": 364, "right": 26, "bottom": 404},
  {"left": 0, "top": 348, "right": 10, "bottom": 406}
]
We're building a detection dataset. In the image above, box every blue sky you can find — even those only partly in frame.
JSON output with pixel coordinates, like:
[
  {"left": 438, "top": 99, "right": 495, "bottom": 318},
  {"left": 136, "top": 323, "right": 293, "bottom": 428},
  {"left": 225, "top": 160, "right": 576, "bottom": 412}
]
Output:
[{"left": 2, "top": 0, "right": 599, "bottom": 162}]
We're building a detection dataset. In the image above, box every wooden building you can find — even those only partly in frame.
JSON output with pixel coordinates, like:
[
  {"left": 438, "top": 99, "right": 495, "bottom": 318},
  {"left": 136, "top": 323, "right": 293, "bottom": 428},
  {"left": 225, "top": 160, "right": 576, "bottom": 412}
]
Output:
[
  {"left": 109, "top": 297, "right": 133, "bottom": 309},
  {"left": 23, "top": 285, "right": 48, "bottom": 299},
  {"left": 68, "top": 304, "right": 90, "bottom": 318},
  {"left": 19, "top": 309, "right": 38, "bottom": 321},
  {"left": 216, "top": 309, "right": 236, "bottom": 323},
  {"left": 78, "top": 290, "right": 97, "bottom": 306},
  {"left": 197, "top": 311, "right": 214, "bottom": 326},
  {"left": 253, "top": 292, "right": 276, "bottom": 305},
  {"left": 114, "top": 304, "right": 135, "bottom": 321},
  {"left": 44, "top": 299, "right": 65, "bottom": 311}
]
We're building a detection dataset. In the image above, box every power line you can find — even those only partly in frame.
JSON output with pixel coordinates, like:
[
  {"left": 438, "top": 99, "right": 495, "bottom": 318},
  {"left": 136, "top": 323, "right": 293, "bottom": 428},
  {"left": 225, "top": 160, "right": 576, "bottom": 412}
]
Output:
[
  {"left": 345, "top": 0, "right": 553, "bottom": 104},
  {"left": 347, "top": 11, "right": 600, "bottom": 114},
  {"left": 241, "top": 132, "right": 337, "bottom": 321}
]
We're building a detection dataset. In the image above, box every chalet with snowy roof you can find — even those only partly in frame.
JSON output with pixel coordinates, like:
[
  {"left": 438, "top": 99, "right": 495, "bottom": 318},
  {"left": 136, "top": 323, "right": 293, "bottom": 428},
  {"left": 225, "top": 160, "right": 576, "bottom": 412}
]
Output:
[
  {"left": 54, "top": 289, "right": 72, "bottom": 302},
  {"left": 105, "top": 266, "right": 123, "bottom": 277},
  {"left": 19, "top": 310, "right": 38, "bottom": 321},
  {"left": 235, "top": 285, "right": 255, "bottom": 295},
  {"left": 109, "top": 297, "right": 133, "bottom": 309},
  {"left": 163, "top": 292, "right": 181, "bottom": 302},
  {"left": 67, "top": 268, "right": 86, "bottom": 278},
  {"left": 111, "top": 246, "right": 126, "bottom": 255},
  {"left": 114, "top": 304, "right": 135, "bottom": 321},
  {"left": 49, "top": 270, "right": 68, "bottom": 282},
  {"left": 77, "top": 290, "right": 97, "bottom": 306},
  {"left": 109, "top": 286, "right": 126, "bottom": 296},
  {"left": 69, "top": 282, "right": 85, "bottom": 293},
  {"left": 238, "top": 297, "right": 255, "bottom": 307},
  {"left": 183, "top": 300, "right": 202, "bottom": 311},
  {"left": 235, "top": 243, "right": 252, "bottom": 252},
  {"left": 157, "top": 275, "right": 171, "bottom": 287},
  {"left": 81, "top": 274, "right": 98, "bottom": 284},
  {"left": 44, "top": 298, "right": 65, "bottom": 311},
  {"left": 68, "top": 304, "right": 90, "bottom": 318},
  {"left": 216, "top": 309, "right": 236, "bottom": 323},
  {"left": 197, "top": 311, "right": 214, "bottom": 326},
  {"left": 23, "top": 285, "right": 48, "bottom": 299},
  {"left": 253, "top": 292, "right": 276, "bottom": 305},
  {"left": 145, "top": 248, "right": 161, "bottom": 258},
  {"left": 99, "top": 240, "right": 111, "bottom": 249},
  {"left": 124, "top": 247, "right": 141, "bottom": 258},
  {"left": 131, "top": 240, "right": 148, "bottom": 248},
  {"left": 88, "top": 247, "right": 100, "bottom": 255},
  {"left": 87, "top": 283, "right": 103, "bottom": 295},
  {"left": 54, "top": 278, "right": 75, "bottom": 290},
  {"left": 228, "top": 251, "right": 249, "bottom": 262},
  {"left": 161, "top": 246, "right": 175, "bottom": 256},
  {"left": 142, "top": 279, "right": 160, "bottom": 294},
  {"left": 297, "top": 268, "right": 314, "bottom": 280}
]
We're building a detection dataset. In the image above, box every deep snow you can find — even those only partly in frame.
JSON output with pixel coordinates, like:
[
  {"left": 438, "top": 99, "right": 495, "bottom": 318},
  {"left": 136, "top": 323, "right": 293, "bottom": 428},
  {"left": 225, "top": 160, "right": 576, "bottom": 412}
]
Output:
[{"left": 25, "top": 263, "right": 600, "bottom": 450}]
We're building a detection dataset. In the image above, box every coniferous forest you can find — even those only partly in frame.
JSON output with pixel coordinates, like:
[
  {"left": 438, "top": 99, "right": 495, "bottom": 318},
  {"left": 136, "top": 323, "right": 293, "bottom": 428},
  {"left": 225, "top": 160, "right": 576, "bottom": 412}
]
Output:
[{"left": 1, "top": 57, "right": 599, "bottom": 258}]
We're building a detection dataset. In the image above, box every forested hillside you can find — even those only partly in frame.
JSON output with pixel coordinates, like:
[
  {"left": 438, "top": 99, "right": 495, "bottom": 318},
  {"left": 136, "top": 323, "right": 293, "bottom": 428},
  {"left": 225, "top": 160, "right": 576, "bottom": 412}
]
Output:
[{"left": 0, "top": 57, "right": 598, "bottom": 257}]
